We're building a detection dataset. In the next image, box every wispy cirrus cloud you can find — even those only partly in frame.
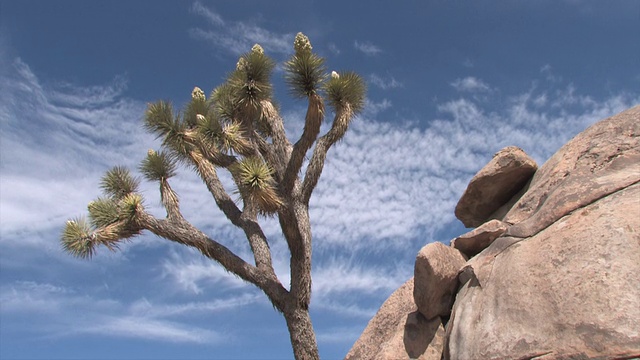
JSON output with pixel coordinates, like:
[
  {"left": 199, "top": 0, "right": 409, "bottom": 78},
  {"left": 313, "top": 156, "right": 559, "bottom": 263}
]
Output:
[
  {"left": 0, "top": 281, "right": 237, "bottom": 344},
  {"left": 327, "top": 42, "right": 341, "bottom": 55},
  {"left": 369, "top": 74, "right": 403, "bottom": 90},
  {"left": 189, "top": 1, "right": 293, "bottom": 56},
  {"left": 0, "top": 58, "right": 154, "bottom": 245},
  {"left": 451, "top": 76, "right": 492, "bottom": 92},
  {"left": 354, "top": 40, "right": 382, "bottom": 56}
]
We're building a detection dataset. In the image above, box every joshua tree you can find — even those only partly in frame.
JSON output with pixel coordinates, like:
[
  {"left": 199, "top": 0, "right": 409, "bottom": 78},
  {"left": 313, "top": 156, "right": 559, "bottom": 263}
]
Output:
[{"left": 61, "top": 33, "right": 365, "bottom": 359}]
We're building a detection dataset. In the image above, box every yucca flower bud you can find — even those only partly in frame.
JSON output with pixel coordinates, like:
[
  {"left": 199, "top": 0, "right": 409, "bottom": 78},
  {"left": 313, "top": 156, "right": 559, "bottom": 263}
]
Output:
[
  {"left": 147, "top": 149, "right": 156, "bottom": 157},
  {"left": 293, "top": 32, "right": 312, "bottom": 55},
  {"left": 331, "top": 71, "right": 339, "bottom": 79},
  {"left": 251, "top": 44, "right": 264, "bottom": 55},
  {"left": 192, "top": 87, "right": 206, "bottom": 102},
  {"left": 236, "top": 57, "right": 248, "bottom": 71}
]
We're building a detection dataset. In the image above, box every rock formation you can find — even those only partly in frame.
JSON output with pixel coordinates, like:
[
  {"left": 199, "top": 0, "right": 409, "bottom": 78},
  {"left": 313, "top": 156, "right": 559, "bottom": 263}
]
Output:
[
  {"left": 346, "top": 105, "right": 640, "bottom": 360},
  {"left": 345, "top": 279, "right": 445, "bottom": 360}
]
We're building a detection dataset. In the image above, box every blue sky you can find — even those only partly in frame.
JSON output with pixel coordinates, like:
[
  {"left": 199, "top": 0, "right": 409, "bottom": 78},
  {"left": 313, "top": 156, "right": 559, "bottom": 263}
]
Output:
[{"left": 1, "top": 1, "right": 639, "bottom": 359}]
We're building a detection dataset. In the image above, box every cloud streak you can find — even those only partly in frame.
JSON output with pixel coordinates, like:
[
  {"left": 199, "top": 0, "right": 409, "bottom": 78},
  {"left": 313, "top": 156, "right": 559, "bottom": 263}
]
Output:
[
  {"left": 451, "top": 76, "right": 492, "bottom": 92},
  {"left": 0, "top": 281, "right": 232, "bottom": 344},
  {"left": 189, "top": 1, "right": 294, "bottom": 56},
  {"left": 369, "top": 74, "right": 403, "bottom": 90},
  {"left": 354, "top": 40, "right": 382, "bottom": 56}
]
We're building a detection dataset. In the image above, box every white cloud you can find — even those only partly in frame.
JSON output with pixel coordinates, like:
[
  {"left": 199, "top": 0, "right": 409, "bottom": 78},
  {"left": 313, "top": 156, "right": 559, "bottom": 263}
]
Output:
[
  {"left": 354, "top": 40, "right": 382, "bottom": 56},
  {"left": 161, "top": 248, "right": 252, "bottom": 294},
  {"left": 0, "top": 280, "right": 242, "bottom": 344},
  {"left": 328, "top": 42, "right": 341, "bottom": 55},
  {"left": 0, "top": 58, "right": 155, "bottom": 245},
  {"left": 189, "top": 1, "right": 293, "bottom": 56},
  {"left": 312, "top": 257, "right": 409, "bottom": 297},
  {"left": 451, "top": 76, "right": 492, "bottom": 92},
  {"left": 305, "top": 85, "right": 639, "bottom": 253},
  {"left": 369, "top": 74, "right": 403, "bottom": 90},
  {"left": 80, "top": 316, "right": 224, "bottom": 344}
]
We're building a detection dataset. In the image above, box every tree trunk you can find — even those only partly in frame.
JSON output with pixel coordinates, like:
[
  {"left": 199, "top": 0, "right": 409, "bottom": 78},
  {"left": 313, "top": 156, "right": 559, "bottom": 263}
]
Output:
[{"left": 284, "top": 306, "right": 319, "bottom": 360}]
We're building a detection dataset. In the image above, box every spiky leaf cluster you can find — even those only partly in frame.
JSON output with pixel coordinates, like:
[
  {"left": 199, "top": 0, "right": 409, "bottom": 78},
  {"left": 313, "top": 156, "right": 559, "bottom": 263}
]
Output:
[
  {"left": 100, "top": 166, "right": 140, "bottom": 200},
  {"left": 62, "top": 218, "right": 95, "bottom": 259},
  {"left": 87, "top": 197, "right": 119, "bottom": 228},
  {"left": 211, "top": 84, "right": 238, "bottom": 121},
  {"left": 140, "top": 149, "right": 177, "bottom": 182},
  {"left": 229, "top": 46, "right": 276, "bottom": 110},
  {"left": 324, "top": 71, "right": 367, "bottom": 114},
  {"left": 62, "top": 168, "right": 144, "bottom": 259},
  {"left": 231, "top": 157, "right": 283, "bottom": 214},
  {"left": 285, "top": 34, "right": 326, "bottom": 98},
  {"left": 144, "top": 101, "right": 192, "bottom": 158},
  {"left": 185, "top": 87, "right": 212, "bottom": 127}
]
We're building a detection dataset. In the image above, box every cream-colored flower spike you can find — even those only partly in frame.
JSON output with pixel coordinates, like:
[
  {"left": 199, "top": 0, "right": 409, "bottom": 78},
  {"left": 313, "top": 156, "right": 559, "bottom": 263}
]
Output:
[
  {"left": 293, "top": 32, "right": 312, "bottom": 55},
  {"left": 251, "top": 44, "right": 264, "bottom": 55},
  {"left": 331, "top": 71, "right": 340, "bottom": 79},
  {"left": 192, "top": 87, "right": 206, "bottom": 101},
  {"left": 236, "top": 57, "right": 248, "bottom": 71},
  {"left": 147, "top": 149, "right": 156, "bottom": 157}
]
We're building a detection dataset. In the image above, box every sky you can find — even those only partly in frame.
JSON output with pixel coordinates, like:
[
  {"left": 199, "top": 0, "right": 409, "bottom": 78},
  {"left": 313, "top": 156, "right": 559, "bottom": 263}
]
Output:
[{"left": 0, "top": 1, "right": 639, "bottom": 359}]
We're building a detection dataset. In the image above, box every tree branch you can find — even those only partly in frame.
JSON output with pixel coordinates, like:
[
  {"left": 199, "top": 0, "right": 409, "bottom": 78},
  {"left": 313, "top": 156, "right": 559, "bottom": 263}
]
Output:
[
  {"left": 159, "top": 179, "right": 183, "bottom": 222},
  {"left": 189, "top": 150, "right": 242, "bottom": 224},
  {"left": 278, "top": 201, "right": 312, "bottom": 308},
  {"left": 301, "top": 104, "right": 353, "bottom": 204},
  {"left": 283, "top": 94, "right": 324, "bottom": 194},
  {"left": 188, "top": 149, "right": 276, "bottom": 273},
  {"left": 137, "top": 211, "right": 289, "bottom": 309},
  {"left": 260, "top": 100, "right": 292, "bottom": 176}
]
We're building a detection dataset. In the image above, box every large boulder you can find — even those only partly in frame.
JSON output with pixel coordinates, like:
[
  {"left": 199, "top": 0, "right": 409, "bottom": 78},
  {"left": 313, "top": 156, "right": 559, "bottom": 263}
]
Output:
[
  {"left": 345, "top": 278, "right": 445, "bottom": 360},
  {"left": 445, "top": 105, "right": 640, "bottom": 359},
  {"left": 414, "top": 242, "right": 467, "bottom": 319},
  {"left": 455, "top": 146, "right": 537, "bottom": 228}
]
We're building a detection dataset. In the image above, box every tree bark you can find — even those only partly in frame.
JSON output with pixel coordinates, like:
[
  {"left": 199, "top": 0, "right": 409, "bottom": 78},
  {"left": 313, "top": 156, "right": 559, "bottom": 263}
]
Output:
[{"left": 284, "top": 306, "right": 319, "bottom": 360}]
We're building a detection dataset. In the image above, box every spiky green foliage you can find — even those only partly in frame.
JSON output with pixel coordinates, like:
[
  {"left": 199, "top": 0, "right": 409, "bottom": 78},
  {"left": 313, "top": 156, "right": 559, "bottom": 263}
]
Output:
[
  {"left": 284, "top": 35, "right": 326, "bottom": 98},
  {"left": 196, "top": 113, "right": 223, "bottom": 142},
  {"left": 100, "top": 166, "right": 140, "bottom": 200},
  {"left": 229, "top": 47, "right": 276, "bottom": 109},
  {"left": 222, "top": 122, "right": 253, "bottom": 155},
  {"left": 324, "top": 71, "right": 367, "bottom": 114},
  {"left": 212, "top": 83, "right": 238, "bottom": 121},
  {"left": 62, "top": 218, "right": 95, "bottom": 259},
  {"left": 184, "top": 87, "right": 211, "bottom": 127},
  {"left": 231, "top": 157, "right": 283, "bottom": 214},
  {"left": 87, "top": 197, "right": 119, "bottom": 228},
  {"left": 140, "top": 149, "right": 178, "bottom": 182},
  {"left": 118, "top": 193, "right": 143, "bottom": 221},
  {"left": 144, "top": 101, "right": 191, "bottom": 158}
]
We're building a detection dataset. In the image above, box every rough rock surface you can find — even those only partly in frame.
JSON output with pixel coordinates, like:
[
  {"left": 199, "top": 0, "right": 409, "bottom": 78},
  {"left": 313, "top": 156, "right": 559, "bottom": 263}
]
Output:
[
  {"left": 345, "top": 278, "right": 445, "bottom": 360},
  {"left": 445, "top": 105, "right": 640, "bottom": 360},
  {"left": 348, "top": 106, "right": 640, "bottom": 360},
  {"left": 446, "top": 183, "right": 640, "bottom": 360},
  {"left": 414, "top": 242, "right": 467, "bottom": 319},
  {"left": 503, "top": 105, "right": 640, "bottom": 238},
  {"left": 455, "top": 146, "right": 537, "bottom": 228},
  {"left": 376, "top": 312, "right": 445, "bottom": 360},
  {"left": 450, "top": 219, "right": 508, "bottom": 258}
]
